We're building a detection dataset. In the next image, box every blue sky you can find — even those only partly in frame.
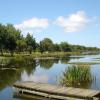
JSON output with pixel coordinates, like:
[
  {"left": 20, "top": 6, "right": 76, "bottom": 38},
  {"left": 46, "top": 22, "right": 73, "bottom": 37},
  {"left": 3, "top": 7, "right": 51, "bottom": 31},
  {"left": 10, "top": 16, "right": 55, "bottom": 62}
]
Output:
[{"left": 0, "top": 0, "right": 100, "bottom": 47}]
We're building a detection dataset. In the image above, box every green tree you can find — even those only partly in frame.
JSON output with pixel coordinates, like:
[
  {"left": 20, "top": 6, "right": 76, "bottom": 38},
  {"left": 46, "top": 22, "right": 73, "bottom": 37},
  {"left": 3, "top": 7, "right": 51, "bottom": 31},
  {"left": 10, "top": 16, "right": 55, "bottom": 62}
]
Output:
[
  {"left": 39, "top": 41, "right": 45, "bottom": 53},
  {"left": 26, "top": 33, "right": 36, "bottom": 54},
  {"left": 53, "top": 43, "right": 60, "bottom": 52},
  {"left": 0, "top": 24, "right": 7, "bottom": 55},
  {"left": 16, "top": 38, "right": 27, "bottom": 52},
  {"left": 5, "top": 24, "right": 21, "bottom": 56},
  {"left": 39, "top": 38, "right": 54, "bottom": 53},
  {"left": 60, "top": 42, "right": 72, "bottom": 52}
]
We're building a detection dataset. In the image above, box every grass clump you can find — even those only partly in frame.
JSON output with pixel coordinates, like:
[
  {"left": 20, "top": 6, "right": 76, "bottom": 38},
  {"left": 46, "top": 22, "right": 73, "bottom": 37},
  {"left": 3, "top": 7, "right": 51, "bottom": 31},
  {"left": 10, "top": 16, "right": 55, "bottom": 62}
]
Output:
[{"left": 60, "top": 64, "right": 94, "bottom": 88}]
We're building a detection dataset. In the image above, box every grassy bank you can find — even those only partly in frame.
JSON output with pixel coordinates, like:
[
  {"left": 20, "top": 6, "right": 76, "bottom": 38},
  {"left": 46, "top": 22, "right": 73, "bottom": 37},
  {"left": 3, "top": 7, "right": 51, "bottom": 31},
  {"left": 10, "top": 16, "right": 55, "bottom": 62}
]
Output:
[
  {"left": 68, "top": 62, "right": 100, "bottom": 65},
  {"left": 0, "top": 52, "right": 82, "bottom": 58}
]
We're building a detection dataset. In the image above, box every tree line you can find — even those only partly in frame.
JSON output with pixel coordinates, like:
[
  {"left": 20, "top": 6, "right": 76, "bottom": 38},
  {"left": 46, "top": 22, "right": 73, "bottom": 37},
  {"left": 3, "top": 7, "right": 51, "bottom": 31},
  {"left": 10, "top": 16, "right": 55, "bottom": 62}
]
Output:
[{"left": 0, "top": 23, "right": 99, "bottom": 56}]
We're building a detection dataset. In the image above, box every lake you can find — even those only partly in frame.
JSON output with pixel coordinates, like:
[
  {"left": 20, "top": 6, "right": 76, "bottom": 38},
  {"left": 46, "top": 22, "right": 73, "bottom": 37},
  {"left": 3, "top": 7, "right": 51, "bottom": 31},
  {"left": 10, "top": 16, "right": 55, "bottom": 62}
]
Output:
[{"left": 0, "top": 54, "right": 100, "bottom": 100}]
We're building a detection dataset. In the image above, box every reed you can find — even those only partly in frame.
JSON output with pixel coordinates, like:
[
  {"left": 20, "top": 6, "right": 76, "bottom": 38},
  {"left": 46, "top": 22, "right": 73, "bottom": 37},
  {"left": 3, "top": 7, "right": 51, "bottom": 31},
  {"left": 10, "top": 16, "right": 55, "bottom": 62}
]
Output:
[{"left": 60, "top": 64, "right": 94, "bottom": 87}]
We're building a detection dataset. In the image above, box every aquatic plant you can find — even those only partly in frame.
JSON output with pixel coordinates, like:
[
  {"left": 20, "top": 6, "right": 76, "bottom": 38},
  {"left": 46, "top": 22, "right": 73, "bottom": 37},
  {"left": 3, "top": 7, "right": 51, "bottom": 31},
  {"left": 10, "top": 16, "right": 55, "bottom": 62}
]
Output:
[{"left": 60, "top": 64, "right": 95, "bottom": 88}]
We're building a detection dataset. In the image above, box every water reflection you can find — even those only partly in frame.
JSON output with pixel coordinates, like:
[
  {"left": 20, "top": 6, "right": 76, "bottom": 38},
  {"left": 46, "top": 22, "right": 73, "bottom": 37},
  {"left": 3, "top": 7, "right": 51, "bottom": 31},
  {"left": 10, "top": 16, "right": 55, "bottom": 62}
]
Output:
[
  {"left": 0, "top": 55, "right": 100, "bottom": 100},
  {"left": 39, "top": 59, "right": 54, "bottom": 69},
  {"left": 60, "top": 57, "right": 70, "bottom": 64},
  {"left": 21, "top": 71, "right": 49, "bottom": 83},
  {"left": 0, "top": 69, "right": 21, "bottom": 91},
  {"left": 39, "top": 58, "right": 70, "bottom": 69},
  {"left": 13, "top": 93, "right": 49, "bottom": 100},
  {"left": 0, "top": 56, "right": 73, "bottom": 91},
  {"left": 0, "top": 58, "right": 37, "bottom": 91},
  {"left": 39, "top": 59, "right": 60, "bottom": 69}
]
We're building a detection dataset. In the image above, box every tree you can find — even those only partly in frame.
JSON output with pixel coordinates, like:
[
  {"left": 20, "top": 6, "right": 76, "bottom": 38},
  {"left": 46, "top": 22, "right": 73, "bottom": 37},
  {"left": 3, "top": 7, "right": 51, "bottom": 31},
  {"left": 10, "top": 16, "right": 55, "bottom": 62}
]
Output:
[
  {"left": 53, "top": 43, "right": 60, "bottom": 52},
  {"left": 39, "top": 38, "right": 54, "bottom": 53},
  {"left": 16, "top": 38, "right": 27, "bottom": 52},
  {"left": 35, "top": 42, "right": 40, "bottom": 52},
  {"left": 5, "top": 24, "right": 21, "bottom": 56},
  {"left": 26, "top": 33, "right": 36, "bottom": 54},
  {"left": 60, "top": 42, "right": 71, "bottom": 52},
  {"left": 0, "top": 24, "right": 7, "bottom": 55}
]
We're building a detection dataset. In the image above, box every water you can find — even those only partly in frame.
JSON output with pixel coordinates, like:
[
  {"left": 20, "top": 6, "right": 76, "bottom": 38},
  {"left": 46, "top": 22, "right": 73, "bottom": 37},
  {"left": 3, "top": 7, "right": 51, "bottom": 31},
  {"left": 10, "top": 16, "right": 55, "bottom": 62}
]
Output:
[{"left": 0, "top": 54, "right": 100, "bottom": 100}]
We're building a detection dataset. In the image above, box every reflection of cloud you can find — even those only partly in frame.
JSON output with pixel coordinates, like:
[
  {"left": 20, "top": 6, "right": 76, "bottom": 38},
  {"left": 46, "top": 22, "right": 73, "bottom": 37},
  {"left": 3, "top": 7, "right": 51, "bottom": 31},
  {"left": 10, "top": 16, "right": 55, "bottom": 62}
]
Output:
[{"left": 21, "top": 71, "right": 49, "bottom": 83}]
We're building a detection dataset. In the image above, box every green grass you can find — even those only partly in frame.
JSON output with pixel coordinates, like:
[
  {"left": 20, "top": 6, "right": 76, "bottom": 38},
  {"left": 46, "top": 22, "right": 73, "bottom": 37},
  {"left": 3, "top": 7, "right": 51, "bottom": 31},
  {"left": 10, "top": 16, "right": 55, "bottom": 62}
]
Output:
[
  {"left": 60, "top": 64, "right": 95, "bottom": 88},
  {"left": 0, "top": 51, "right": 82, "bottom": 58},
  {"left": 68, "top": 62, "right": 100, "bottom": 65}
]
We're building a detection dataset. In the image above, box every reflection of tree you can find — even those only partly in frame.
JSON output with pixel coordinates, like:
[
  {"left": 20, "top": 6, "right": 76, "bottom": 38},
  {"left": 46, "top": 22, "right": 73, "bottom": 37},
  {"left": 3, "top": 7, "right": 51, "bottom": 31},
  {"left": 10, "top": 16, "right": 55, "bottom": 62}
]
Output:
[
  {"left": 60, "top": 57, "right": 70, "bottom": 64},
  {"left": 39, "top": 59, "right": 55, "bottom": 69},
  {"left": 53, "top": 59, "right": 59, "bottom": 64},
  {"left": 0, "top": 57, "right": 37, "bottom": 91},
  {"left": 0, "top": 69, "right": 21, "bottom": 91},
  {"left": 22, "top": 60, "right": 36, "bottom": 76},
  {"left": 5, "top": 57, "right": 37, "bottom": 76}
]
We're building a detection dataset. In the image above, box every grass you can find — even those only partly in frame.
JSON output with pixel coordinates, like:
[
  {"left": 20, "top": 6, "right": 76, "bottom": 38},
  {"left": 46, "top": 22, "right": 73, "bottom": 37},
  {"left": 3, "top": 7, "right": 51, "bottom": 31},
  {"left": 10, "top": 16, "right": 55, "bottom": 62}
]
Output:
[
  {"left": 68, "top": 62, "right": 100, "bottom": 65},
  {"left": 60, "top": 64, "right": 95, "bottom": 88},
  {"left": 0, "top": 51, "right": 82, "bottom": 58}
]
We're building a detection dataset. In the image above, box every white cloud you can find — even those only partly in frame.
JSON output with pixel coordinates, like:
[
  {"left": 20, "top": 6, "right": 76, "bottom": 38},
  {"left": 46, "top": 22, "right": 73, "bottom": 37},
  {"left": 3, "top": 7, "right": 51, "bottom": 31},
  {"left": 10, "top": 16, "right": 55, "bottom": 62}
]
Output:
[
  {"left": 14, "top": 17, "right": 49, "bottom": 34},
  {"left": 55, "top": 11, "right": 89, "bottom": 32}
]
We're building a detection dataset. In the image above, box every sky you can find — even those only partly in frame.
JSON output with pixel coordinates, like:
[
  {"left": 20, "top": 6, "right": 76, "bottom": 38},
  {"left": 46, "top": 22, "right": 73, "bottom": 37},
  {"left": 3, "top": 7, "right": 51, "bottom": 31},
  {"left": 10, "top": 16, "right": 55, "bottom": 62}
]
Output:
[{"left": 0, "top": 0, "right": 100, "bottom": 47}]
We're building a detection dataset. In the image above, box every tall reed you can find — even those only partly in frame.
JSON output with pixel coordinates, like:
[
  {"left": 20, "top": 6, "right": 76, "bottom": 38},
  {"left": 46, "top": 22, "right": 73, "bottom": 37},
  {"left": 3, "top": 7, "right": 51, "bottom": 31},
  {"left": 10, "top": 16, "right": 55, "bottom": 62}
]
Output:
[{"left": 60, "top": 64, "right": 94, "bottom": 88}]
